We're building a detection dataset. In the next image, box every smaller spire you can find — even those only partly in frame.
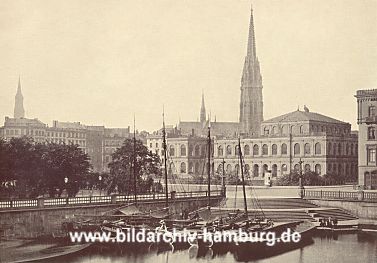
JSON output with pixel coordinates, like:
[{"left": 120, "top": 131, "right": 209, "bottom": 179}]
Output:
[{"left": 200, "top": 91, "right": 206, "bottom": 123}]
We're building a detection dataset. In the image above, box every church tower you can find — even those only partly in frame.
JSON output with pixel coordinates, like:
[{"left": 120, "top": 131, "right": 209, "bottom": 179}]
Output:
[
  {"left": 14, "top": 76, "right": 25, "bottom": 118},
  {"left": 200, "top": 92, "right": 206, "bottom": 123},
  {"left": 239, "top": 4, "right": 263, "bottom": 136}
]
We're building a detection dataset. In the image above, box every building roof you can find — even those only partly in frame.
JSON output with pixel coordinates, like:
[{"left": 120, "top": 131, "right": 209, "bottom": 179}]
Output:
[
  {"left": 4, "top": 117, "right": 46, "bottom": 127},
  {"left": 263, "top": 110, "right": 347, "bottom": 125}
]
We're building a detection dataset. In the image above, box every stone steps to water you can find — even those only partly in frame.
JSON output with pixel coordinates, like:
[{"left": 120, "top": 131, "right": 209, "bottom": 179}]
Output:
[
  {"left": 225, "top": 198, "right": 319, "bottom": 209},
  {"left": 309, "top": 208, "right": 358, "bottom": 221}
]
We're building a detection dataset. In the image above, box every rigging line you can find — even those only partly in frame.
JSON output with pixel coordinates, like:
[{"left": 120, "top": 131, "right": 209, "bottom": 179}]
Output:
[
  {"left": 166, "top": 155, "right": 186, "bottom": 193},
  {"left": 239, "top": 151, "right": 266, "bottom": 220}
]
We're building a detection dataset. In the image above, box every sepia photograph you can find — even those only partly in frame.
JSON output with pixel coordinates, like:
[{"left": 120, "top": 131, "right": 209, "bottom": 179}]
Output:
[{"left": 0, "top": 0, "right": 376, "bottom": 262}]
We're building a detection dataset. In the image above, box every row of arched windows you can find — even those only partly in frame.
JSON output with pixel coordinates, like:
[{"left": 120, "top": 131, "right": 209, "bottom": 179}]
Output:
[
  {"left": 215, "top": 163, "right": 323, "bottom": 177},
  {"left": 262, "top": 124, "right": 349, "bottom": 136},
  {"left": 217, "top": 143, "right": 322, "bottom": 156},
  {"left": 168, "top": 144, "right": 208, "bottom": 157}
]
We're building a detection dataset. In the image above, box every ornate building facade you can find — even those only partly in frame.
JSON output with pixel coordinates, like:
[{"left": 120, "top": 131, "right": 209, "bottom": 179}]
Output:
[
  {"left": 214, "top": 109, "right": 358, "bottom": 181},
  {"left": 355, "top": 89, "right": 377, "bottom": 189}
]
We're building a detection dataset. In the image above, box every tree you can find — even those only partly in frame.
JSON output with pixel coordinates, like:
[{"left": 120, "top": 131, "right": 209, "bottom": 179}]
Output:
[
  {"left": 107, "top": 138, "right": 161, "bottom": 194},
  {"left": 43, "top": 143, "right": 90, "bottom": 197},
  {"left": 276, "top": 171, "right": 325, "bottom": 186},
  {"left": 0, "top": 137, "right": 90, "bottom": 199}
]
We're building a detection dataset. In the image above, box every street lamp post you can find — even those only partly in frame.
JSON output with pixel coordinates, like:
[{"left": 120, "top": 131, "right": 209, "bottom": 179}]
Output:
[
  {"left": 221, "top": 158, "right": 226, "bottom": 196},
  {"left": 98, "top": 175, "right": 102, "bottom": 196},
  {"left": 64, "top": 176, "right": 68, "bottom": 198},
  {"left": 298, "top": 158, "right": 305, "bottom": 198}
]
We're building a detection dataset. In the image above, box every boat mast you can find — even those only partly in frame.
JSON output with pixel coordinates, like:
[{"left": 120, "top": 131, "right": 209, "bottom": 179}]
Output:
[
  {"left": 207, "top": 120, "right": 211, "bottom": 209},
  {"left": 133, "top": 115, "right": 137, "bottom": 204},
  {"left": 162, "top": 107, "right": 169, "bottom": 208},
  {"left": 238, "top": 138, "right": 248, "bottom": 218}
]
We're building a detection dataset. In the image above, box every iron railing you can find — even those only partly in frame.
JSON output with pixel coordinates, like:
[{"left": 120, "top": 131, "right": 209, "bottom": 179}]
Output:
[
  {"left": 304, "top": 189, "right": 377, "bottom": 202},
  {"left": 0, "top": 190, "right": 224, "bottom": 210}
]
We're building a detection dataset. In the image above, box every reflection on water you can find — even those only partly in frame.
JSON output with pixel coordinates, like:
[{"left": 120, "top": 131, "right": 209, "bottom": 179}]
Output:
[{"left": 47, "top": 232, "right": 377, "bottom": 263}]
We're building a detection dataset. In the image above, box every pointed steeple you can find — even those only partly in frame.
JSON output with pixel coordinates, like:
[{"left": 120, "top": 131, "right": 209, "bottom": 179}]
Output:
[
  {"left": 14, "top": 76, "right": 25, "bottom": 118},
  {"left": 247, "top": 4, "right": 257, "bottom": 59},
  {"left": 239, "top": 2, "right": 264, "bottom": 136},
  {"left": 200, "top": 91, "right": 206, "bottom": 123}
]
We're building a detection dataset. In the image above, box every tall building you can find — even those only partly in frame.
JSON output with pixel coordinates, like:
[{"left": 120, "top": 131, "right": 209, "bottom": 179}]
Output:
[
  {"left": 239, "top": 5, "right": 263, "bottom": 136},
  {"left": 355, "top": 89, "right": 377, "bottom": 189},
  {"left": 14, "top": 77, "right": 25, "bottom": 119}
]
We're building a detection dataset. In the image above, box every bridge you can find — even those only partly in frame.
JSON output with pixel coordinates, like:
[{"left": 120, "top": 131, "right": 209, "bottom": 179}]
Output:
[{"left": 0, "top": 190, "right": 225, "bottom": 238}]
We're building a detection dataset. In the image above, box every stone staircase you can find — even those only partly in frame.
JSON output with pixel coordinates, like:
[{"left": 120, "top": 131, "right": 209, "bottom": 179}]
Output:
[
  {"left": 221, "top": 197, "right": 358, "bottom": 223},
  {"left": 226, "top": 197, "right": 319, "bottom": 209},
  {"left": 308, "top": 208, "right": 358, "bottom": 221}
]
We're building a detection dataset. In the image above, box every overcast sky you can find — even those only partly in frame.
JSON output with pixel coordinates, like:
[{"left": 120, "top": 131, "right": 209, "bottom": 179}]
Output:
[{"left": 0, "top": 0, "right": 376, "bottom": 132}]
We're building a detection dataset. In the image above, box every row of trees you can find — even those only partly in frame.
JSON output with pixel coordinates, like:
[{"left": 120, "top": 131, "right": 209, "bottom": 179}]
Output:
[
  {"left": 0, "top": 137, "right": 90, "bottom": 198},
  {"left": 0, "top": 137, "right": 162, "bottom": 199}
]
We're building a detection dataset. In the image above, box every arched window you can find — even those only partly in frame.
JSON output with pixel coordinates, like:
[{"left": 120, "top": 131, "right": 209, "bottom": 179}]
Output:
[
  {"left": 226, "top": 145, "right": 232, "bottom": 155},
  {"left": 217, "top": 164, "right": 223, "bottom": 174},
  {"left": 169, "top": 145, "right": 175, "bottom": 156},
  {"left": 264, "top": 127, "right": 270, "bottom": 135},
  {"left": 189, "top": 145, "right": 193, "bottom": 156},
  {"left": 245, "top": 164, "right": 250, "bottom": 177},
  {"left": 346, "top": 144, "right": 349, "bottom": 155},
  {"left": 294, "top": 164, "right": 300, "bottom": 172},
  {"left": 226, "top": 164, "right": 232, "bottom": 174},
  {"left": 282, "top": 125, "right": 288, "bottom": 135},
  {"left": 244, "top": 145, "right": 250, "bottom": 155},
  {"left": 194, "top": 162, "right": 200, "bottom": 174},
  {"left": 235, "top": 145, "right": 240, "bottom": 156},
  {"left": 180, "top": 162, "right": 186, "bottom": 173},
  {"left": 262, "top": 144, "right": 268, "bottom": 155},
  {"left": 218, "top": 145, "right": 224, "bottom": 156},
  {"left": 333, "top": 144, "right": 337, "bottom": 156},
  {"left": 294, "top": 143, "right": 300, "bottom": 155},
  {"left": 168, "top": 162, "right": 175, "bottom": 175},
  {"left": 300, "top": 125, "right": 304, "bottom": 134},
  {"left": 369, "top": 106, "right": 376, "bottom": 117},
  {"left": 281, "top": 164, "right": 288, "bottom": 175},
  {"left": 235, "top": 164, "right": 240, "bottom": 174},
  {"left": 272, "top": 126, "right": 277, "bottom": 135},
  {"left": 194, "top": 145, "right": 200, "bottom": 156},
  {"left": 304, "top": 164, "right": 311, "bottom": 172},
  {"left": 253, "top": 164, "right": 259, "bottom": 177},
  {"left": 262, "top": 164, "right": 268, "bottom": 177},
  {"left": 253, "top": 144, "right": 259, "bottom": 155},
  {"left": 315, "top": 164, "right": 321, "bottom": 175},
  {"left": 304, "top": 143, "right": 311, "bottom": 155},
  {"left": 281, "top": 143, "right": 288, "bottom": 155},
  {"left": 188, "top": 162, "right": 193, "bottom": 173},
  {"left": 327, "top": 142, "right": 332, "bottom": 155},
  {"left": 272, "top": 144, "right": 278, "bottom": 155},
  {"left": 180, "top": 145, "right": 186, "bottom": 156},
  {"left": 338, "top": 143, "right": 342, "bottom": 156},
  {"left": 315, "top": 143, "right": 321, "bottom": 155},
  {"left": 272, "top": 164, "right": 277, "bottom": 177},
  {"left": 201, "top": 145, "right": 207, "bottom": 156}
]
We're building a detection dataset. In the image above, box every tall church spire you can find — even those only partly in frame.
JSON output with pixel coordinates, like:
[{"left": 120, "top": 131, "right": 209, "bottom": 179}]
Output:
[
  {"left": 14, "top": 76, "right": 25, "bottom": 118},
  {"left": 239, "top": 3, "right": 263, "bottom": 136},
  {"left": 200, "top": 92, "right": 206, "bottom": 123}
]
